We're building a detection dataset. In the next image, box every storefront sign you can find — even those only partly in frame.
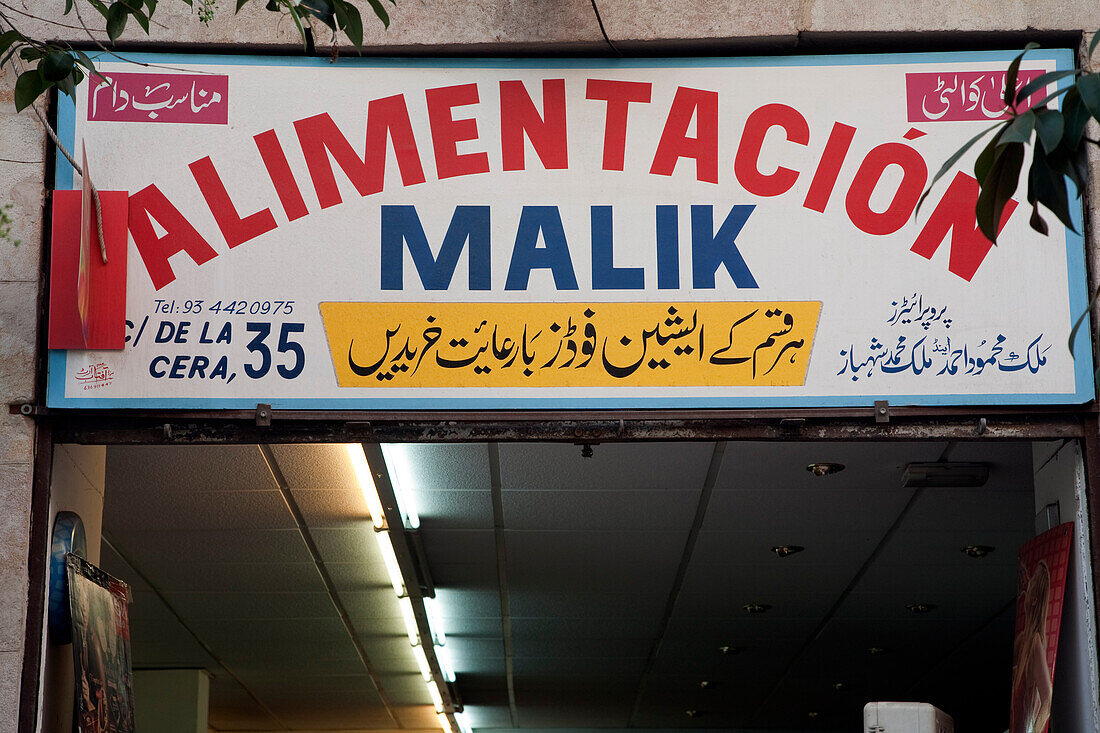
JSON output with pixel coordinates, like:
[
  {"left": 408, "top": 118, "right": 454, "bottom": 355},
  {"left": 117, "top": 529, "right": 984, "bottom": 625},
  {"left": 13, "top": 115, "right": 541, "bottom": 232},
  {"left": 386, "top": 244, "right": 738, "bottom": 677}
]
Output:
[{"left": 47, "top": 50, "right": 1092, "bottom": 409}]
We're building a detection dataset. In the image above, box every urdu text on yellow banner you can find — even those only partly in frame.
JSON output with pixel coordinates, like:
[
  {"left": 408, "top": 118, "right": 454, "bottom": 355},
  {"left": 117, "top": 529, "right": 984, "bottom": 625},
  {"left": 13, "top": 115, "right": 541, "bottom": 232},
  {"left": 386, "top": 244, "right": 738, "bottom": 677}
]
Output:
[{"left": 320, "top": 301, "right": 821, "bottom": 389}]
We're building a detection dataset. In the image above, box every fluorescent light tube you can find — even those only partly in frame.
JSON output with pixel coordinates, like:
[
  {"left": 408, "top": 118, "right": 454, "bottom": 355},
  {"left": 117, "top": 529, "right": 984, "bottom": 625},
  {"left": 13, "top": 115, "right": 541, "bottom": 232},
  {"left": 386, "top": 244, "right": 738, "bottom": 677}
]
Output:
[
  {"left": 436, "top": 642, "right": 456, "bottom": 683},
  {"left": 373, "top": 529, "right": 406, "bottom": 597},
  {"left": 413, "top": 643, "right": 432, "bottom": 681},
  {"left": 345, "top": 444, "right": 385, "bottom": 529},
  {"left": 399, "top": 596, "right": 419, "bottom": 646},
  {"left": 382, "top": 443, "right": 421, "bottom": 529},
  {"left": 428, "top": 681, "right": 445, "bottom": 713},
  {"left": 425, "top": 596, "right": 447, "bottom": 646},
  {"left": 437, "top": 712, "right": 451, "bottom": 732}
]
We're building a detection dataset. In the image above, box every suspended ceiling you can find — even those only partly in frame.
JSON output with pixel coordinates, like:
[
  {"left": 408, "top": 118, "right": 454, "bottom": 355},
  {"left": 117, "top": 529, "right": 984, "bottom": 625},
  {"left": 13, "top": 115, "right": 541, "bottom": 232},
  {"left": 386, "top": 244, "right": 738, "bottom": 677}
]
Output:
[{"left": 100, "top": 439, "right": 1037, "bottom": 732}]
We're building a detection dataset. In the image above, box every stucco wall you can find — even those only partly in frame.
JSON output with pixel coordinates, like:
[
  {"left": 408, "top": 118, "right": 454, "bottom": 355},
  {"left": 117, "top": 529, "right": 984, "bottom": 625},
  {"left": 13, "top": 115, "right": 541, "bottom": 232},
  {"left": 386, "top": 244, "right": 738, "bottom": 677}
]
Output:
[{"left": 2, "top": 2, "right": 1100, "bottom": 730}]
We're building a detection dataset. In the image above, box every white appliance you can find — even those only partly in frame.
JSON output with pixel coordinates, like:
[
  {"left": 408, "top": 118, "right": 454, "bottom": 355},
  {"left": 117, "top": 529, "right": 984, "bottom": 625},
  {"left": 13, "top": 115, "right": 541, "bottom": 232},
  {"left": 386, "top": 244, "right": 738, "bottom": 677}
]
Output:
[{"left": 864, "top": 702, "right": 954, "bottom": 733}]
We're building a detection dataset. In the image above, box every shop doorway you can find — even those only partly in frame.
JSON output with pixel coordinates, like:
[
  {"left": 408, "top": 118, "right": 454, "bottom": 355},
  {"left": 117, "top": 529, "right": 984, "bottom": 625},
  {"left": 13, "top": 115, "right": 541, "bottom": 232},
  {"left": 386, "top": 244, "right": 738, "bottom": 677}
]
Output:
[{"left": 38, "top": 438, "right": 1100, "bottom": 733}]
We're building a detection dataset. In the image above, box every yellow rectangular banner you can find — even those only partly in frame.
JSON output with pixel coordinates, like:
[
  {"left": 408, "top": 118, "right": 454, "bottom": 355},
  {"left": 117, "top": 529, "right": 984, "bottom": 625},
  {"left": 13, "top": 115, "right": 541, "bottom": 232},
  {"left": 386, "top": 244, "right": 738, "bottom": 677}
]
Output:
[{"left": 320, "top": 301, "right": 821, "bottom": 389}]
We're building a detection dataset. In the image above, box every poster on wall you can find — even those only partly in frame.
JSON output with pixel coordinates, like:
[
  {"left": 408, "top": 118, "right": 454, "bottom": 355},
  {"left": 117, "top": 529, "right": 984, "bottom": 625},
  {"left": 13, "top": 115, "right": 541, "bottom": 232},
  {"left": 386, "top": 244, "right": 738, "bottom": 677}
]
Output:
[
  {"left": 46, "top": 50, "right": 1093, "bottom": 410},
  {"left": 67, "top": 554, "right": 135, "bottom": 733},
  {"left": 1010, "top": 522, "right": 1074, "bottom": 733}
]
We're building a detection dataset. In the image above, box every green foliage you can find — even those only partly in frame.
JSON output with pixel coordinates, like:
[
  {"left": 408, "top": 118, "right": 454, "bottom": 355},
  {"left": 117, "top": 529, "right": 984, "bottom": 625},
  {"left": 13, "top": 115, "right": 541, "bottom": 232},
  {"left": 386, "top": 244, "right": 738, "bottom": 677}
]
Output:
[
  {"left": 0, "top": 0, "right": 393, "bottom": 114},
  {"left": 0, "top": 203, "right": 20, "bottom": 248},
  {"left": 927, "top": 35, "right": 1100, "bottom": 357},
  {"left": 926, "top": 39, "right": 1100, "bottom": 244}
]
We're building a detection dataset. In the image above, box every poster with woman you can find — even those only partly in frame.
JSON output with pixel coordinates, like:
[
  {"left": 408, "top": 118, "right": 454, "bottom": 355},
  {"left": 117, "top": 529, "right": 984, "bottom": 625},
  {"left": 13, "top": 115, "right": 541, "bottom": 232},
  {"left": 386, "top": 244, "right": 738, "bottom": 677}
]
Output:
[
  {"left": 66, "top": 553, "right": 135, "bottom": 733},
  {"left": 1010, "top": 522, "right": 1073, "bottom": 733}
]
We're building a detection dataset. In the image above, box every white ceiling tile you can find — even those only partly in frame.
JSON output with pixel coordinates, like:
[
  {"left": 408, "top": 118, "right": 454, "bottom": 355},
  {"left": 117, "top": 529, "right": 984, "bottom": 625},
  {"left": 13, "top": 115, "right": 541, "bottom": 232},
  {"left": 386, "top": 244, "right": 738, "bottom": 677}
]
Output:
[
  {"left": 498, "top": 442, "right": 715, "bottom": 491},
  {"left": 503, "top": 489, "right": 700, "bottom": 530},
  {"left": 107, "top": 445, "right": 277, "bottom": 492}
]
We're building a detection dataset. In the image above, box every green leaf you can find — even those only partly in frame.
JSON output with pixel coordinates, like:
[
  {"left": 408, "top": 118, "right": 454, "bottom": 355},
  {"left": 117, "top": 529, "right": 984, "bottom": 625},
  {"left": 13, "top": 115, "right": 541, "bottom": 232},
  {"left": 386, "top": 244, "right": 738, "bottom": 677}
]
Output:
[
  {"left": 1005, "top": 42, "right": 1039, "bottom": 108},
  {"left": 1062, "top": 87, "right": 1090, "bottom": 148},
  {"left": 286, "top": 5, "right": 308, "bottom": 51},
  {"left": 65, "top": 0, "right": 75, "bottom": 12},
  {"left": 14, "top": 69, "right": 48, "bottom": 112},
  {"left": 87, "top": 0, "right": 110, "bottom": 19},
  {"left": 997, "top": 110, "right": 1036, "bottom": 145},
  {"left": 0, "top": 30, "right": 22, "bottom": 59},
  {"left": 342, "top": 2, "right": 363, "bottom": 49},
  {"left": 1029, "top": 204, "right": 1048, "bottom": 236},
  {"left": 1027, "top": 83, "right": 1073, "bottom": 112},
  {"left": 73, "top": 49, "right": 98, "bottom": 72},
  {"left": 55, "top": 73, "right": 76, "bottom": 100},
  {"left": 1076, "top": 72, "right": 1100, "bottom": 119},
  {"left": 1015, "top": 68, "right": 1080, "bottom": 106},
  {"left": 40, "top": 51, "right": 75, "bottom": 81},
  {"left": 365, "top": 0, "right": 390, "bottom": 28},
  {"left": 976, "top": 141, "right": 1023, "bottom": 242},
  {"left": 1034, "top": 108, "right": 1064, "bottom": 153},
  {"left": 130, "top": 7, "right": 151, "bottom": 34},
  {"left": 333, "top": 0, "right": 349, "bottom": 28},
  {"left": 237, "top": 0, "right": 250, "bottom": 11},
  {"left": 973, "top": 129, "right": 1005, "bottom": 183},
  {"left": 144, "top": 0, "right": 158, "bottom": 13},
  {"left": 1090, "top": 29, "right": 1100, "bottom": 59},
  {"left": 1027, "top": 144, "right": 1075, "bottom": 232},
  {"left": 19, "top": 46, "right": 45, "bottom": 62},
  {"left": 916, "top": 121, "right": 1002, "bottom": 216},
  {"left": 106, "top": 2, "right": 129, "bottom": 41},
  {"left": 1067, "top": 284, "right": 1100, "bottom": 356}
]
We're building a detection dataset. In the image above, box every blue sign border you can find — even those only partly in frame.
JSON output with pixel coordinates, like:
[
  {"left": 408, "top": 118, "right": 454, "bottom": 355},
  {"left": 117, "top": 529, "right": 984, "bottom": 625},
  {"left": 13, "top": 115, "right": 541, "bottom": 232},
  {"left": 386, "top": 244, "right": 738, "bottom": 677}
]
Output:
[{"left": 47, "top": 49, "right": 1095, "bottom": 410}]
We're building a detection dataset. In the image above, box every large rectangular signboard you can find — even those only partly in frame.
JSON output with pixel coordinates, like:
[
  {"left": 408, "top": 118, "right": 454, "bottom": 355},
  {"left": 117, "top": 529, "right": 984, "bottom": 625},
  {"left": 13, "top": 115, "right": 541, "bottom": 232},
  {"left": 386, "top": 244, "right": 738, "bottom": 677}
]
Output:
[{"left": 48, "top": 50, "right": 1093, "bottom": 409}]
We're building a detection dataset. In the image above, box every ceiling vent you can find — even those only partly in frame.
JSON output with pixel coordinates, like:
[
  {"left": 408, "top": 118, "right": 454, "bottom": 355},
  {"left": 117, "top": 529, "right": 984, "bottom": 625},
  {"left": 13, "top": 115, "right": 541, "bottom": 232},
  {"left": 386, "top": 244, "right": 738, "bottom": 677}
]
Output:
[{"left": 901, "top": 462, "right": 989, "bottom": 488}]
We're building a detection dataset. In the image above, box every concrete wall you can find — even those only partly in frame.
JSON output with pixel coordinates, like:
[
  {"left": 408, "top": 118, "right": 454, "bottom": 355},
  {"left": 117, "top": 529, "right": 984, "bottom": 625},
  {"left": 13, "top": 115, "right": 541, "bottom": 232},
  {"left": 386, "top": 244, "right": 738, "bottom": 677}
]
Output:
[{"left": 4, "top": 2, "right": 1100, "bottom": 731}]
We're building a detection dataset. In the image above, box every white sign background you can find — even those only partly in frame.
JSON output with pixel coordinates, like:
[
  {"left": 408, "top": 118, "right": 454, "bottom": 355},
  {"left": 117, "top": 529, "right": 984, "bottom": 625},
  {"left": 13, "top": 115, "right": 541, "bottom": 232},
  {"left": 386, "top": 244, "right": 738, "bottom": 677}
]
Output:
[{"left": 48, "top": 50, "right": 1093, "bottom": 409}]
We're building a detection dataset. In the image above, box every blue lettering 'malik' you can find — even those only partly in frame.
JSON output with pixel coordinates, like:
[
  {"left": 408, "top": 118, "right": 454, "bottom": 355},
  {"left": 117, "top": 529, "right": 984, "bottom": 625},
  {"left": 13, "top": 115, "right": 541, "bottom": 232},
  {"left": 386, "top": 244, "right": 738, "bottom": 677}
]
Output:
[{"left": 379, "top": 204, "right": 758, "bottom": 291}]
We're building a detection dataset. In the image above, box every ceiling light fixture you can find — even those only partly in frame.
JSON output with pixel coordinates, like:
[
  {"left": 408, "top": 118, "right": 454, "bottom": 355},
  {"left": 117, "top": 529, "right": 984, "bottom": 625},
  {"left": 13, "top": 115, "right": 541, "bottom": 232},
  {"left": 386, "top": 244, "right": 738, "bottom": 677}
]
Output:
[
  {"left": 833, "top": 682, "right": 845, "bottom": 691},
  {"left": 437, "top": 712, "right": 452, "bottom": 732},
  {"left": 808, "top": 711, "right": 820, "bottom": 719},
  {"left": 346, "top": 444, "right": 385, "bottom": 529},
  {"left": 436, "top": 642, "right": 457, "bottom": 683},
  {"left": 961, "top": 544, "right": 995, "bottom": 558},
  {"left": 906, "top": 602, "right": 936, "bottom": 614},
  {"left": 684, "top": 710, "right": 698, "bottom": 718},
  {"left": 381, "top": 444, "right": 421, "bottom": 529},
  {"left": 428, "top": 681, "right": 445, "bottom": 712},
  {"left": 806, "top": 462, "right": 844, "bottom": 477},
  {"left": 901, "top": 462, "right": 989, "bottom": 488},
  {"left": 867, "top": 646, "right": 887, "bottom": 655},
  {"left": 425, "top": 597, "right": 448, "bottom": 646},
  {"left": 454, "top": 713, "right": 472, "bottom": 733},
  {"left": 718, "top": 645, "right": 743, "bottom": 655},
  {"left": 399, "top": 596, "right": 420, "bottom": 645},
  {"left": 374, "top": 530, "right": 407, "bottom": 597},
  {"left": 743, "top": 603, "right": 772, "bottom": 614},
  {"left": 413, "top": 643, "right": 433, "bottom": 681},
  {"left": 771, "top": 545, "right": 805, "bottom": 558}
]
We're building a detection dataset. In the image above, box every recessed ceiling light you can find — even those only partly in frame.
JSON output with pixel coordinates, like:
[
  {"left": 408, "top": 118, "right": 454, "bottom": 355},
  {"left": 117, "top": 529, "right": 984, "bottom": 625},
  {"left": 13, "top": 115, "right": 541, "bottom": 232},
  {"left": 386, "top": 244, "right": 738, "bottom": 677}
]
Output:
[
  {"left": 718, "top": 645, "right": 743, "bottom": 655},
  {"left": 806, "top": 462, "right": 844, "bottom": 476},
  {"left": 698, "top": 680, "right": 712, "bottom": 689},
  {"left": 867, "top": 646, "right": 888, "bottom": 655},
  {"left": 808, "top": 711, "right": 820, "bottom": 719},
  {"left": 833, "top": 682, "right": 845, "bottom": 691},
  {"left": 961, "top": 544, "right": 995, "bottom": 558},
  {"left": 771, "top": 544, "right": 805, "bottom": 557},
  {"left": 743, "top": 603, "right": 772, "bottom": 614},
  {"left": 906, "top": 602, "right": 936, "bottom": 614},
  {"left": 684, "top": 709, "right": 699, "bottom": 718}
]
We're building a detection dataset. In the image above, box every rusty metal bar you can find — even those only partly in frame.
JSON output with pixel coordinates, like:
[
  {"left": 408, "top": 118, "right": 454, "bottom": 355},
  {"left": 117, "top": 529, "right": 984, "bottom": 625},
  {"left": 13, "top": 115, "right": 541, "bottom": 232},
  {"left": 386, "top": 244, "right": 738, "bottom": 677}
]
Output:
[{"left": 45, "top": 412, "right": 1087, "bottom": 445}]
